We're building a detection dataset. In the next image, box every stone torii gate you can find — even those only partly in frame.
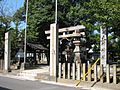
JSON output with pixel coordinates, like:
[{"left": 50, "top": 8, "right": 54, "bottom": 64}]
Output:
[{"left": 45, "top": 23, "right": 86, "bottom": 81}]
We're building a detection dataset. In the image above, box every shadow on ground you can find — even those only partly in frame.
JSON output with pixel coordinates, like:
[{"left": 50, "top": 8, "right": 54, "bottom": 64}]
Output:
[
  {"left": 25, "top": 64, "right": 49, "bottom": 70},
  {"left": 0, "top": 87, "right": 12, "bottom": 90}
]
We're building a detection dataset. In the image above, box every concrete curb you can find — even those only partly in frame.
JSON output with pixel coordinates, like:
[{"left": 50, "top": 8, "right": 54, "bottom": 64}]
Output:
[
  {"left": 40, "top": 80, "right": 90, "bottom": 90},
  {"left": 41, "top": 80, "right": 120, "bottom": 90},
  {"left": 0, "top": 73, "right": 120, "bottom": 90}
]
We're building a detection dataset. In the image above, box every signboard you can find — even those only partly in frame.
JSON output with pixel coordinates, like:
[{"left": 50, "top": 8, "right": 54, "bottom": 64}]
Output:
[{"left": 100, "top": 25, "right": 108, "bottom": 69}]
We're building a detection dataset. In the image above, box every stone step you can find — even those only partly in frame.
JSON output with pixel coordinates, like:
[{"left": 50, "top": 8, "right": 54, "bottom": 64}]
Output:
[
  {"left": 17, "top": 67, "right": 50, "bottom": 80},
  {"left": 17, "top": 71, "right": 39, "bottom": 80},
  {"left": 18, "top": 73, "right": 37, "bottom": 77}
]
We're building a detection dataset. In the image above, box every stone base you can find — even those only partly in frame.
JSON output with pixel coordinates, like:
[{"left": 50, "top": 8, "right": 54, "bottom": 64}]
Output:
[
  {"left": 49, "top": 76, "right": 57, "bottom": 82},
  {"left": 3, "top": 69, "right": 11, "bottom": 73},
  {"left": 0, "top": 69, "right": 3, "bottom": 73}
]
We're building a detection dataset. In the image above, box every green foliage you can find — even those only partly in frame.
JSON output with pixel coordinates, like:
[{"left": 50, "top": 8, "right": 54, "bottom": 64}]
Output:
[
  {"left": 13, "top": 0, "right": 120, "bottom": 60},
  {"left": 13, "top": 7, "right": 25, "bottom": 24},
  {"left": 83, "top": 0, "right": 120, "bottom": 30},
  {"left": 80, "top": 0, "right": 120, "bottom": 57},
  {"left": 21, "top": 0, "right": 89, "bottom": 46}
]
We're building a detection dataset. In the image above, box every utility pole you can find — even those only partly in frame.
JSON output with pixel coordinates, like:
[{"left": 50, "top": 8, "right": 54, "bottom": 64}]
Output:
[
  {"left": 55, "top": 0, "right": 57, "bottom": 24},
  {"left": 24, "top": 0, "right": 29, "bottom": 69}
]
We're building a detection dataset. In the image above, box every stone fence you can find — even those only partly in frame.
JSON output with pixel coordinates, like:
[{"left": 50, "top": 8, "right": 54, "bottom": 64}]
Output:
[{"left": 58, "top": 62, "right": 117, "bottom": 84}]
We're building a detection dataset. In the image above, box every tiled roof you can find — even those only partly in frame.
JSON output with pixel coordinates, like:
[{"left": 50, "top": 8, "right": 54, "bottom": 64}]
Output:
[{"left": 27, "top": 43, "right": 48, "bottom": 50}]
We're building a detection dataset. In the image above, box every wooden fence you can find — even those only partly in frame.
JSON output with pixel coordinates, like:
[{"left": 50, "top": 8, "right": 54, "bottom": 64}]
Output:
[{"left": 58, "top": 62, "right": 117, "bottom": 84}]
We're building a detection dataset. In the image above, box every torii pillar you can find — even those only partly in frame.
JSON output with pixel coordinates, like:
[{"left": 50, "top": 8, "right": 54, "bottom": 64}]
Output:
[
  {"left": 4, "top": 31, "right": 11, "bottom": 72},
  {"left": 50, "top": 23, "right": 59, "bottom": 81}
]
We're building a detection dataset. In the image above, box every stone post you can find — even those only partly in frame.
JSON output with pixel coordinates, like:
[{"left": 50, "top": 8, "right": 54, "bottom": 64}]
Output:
[
  {"left": 113, "top": 64, "right": 117, "bottom": 84},
  {"left": 0, "top": 59, "right": 3, "bottom": 70},
  {"left": 88, "top": 63, "right": 91, "bottom": 81},
  {"left": 4, "top": 31, "right": 11, "bottom": 72},
  {"left": 100, "top": 65, "right": 104, "bottom": 83},
  {"left": 83, "top": 63, "right": 86, "bottom": 81},
  {"left": 106, "top": 64, "right": 110, "bottom": 83},
  {"left": 72, "top": 63, "right": 75, "bottom": 80},
  {"left": 63, "top": 63, "right": 66, "bottom": 79},
  {"left": 58, "top": 63, "right": 61, "bottom": 78},
  {"left": 50, "top": 23, "right": 59, "bottom": 81},
  {"left": 77, "top": 63, "right": 81, "bottom": 80},
  {"left": 68, "top": 63, "right": 70, "bottom": 79},
  {"left": 94, "top": 64, "right": 97, "bottom": 82}
]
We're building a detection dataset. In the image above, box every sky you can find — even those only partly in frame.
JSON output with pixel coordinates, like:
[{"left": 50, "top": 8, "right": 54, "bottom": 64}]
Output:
[
  {"left": 7, "top": 0, "right": 24, "bottom": 12},
  {"left": 3, "top": 0, "right": 25, "bottom": 30},
  {"left": 0, "top": 0, "right": 24, "bottom": 16},
  {"left": 8, "top": 0, "right": 24, "bottom": 11}
]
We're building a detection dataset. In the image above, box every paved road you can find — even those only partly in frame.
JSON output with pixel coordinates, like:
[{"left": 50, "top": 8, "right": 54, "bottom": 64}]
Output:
[{"left": 0, "top": 76, "right": 89, "bottom": 90}]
